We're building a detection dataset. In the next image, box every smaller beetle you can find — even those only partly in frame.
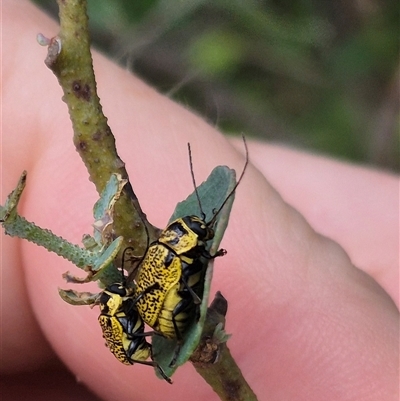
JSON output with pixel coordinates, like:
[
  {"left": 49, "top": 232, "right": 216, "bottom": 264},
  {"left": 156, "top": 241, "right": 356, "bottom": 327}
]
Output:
[{"left": 98, "top": 273, "right": 171, "bottom": 383}]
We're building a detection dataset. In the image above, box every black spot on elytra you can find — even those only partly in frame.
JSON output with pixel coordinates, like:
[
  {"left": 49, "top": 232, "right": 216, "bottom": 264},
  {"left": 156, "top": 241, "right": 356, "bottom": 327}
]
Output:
[{"left": 72, "top": 80, "right": 91, "bottom": 101}]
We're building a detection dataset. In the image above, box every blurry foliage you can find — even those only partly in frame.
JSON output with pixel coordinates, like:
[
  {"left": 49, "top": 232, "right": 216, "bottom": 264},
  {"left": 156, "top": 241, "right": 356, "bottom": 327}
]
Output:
[{"left": 33, "top": 0, "right": 399, "bottom": 170}]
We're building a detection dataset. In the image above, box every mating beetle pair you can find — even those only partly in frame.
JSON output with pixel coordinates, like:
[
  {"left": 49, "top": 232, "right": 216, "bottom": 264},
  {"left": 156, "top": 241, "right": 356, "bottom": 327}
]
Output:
[{"left": 98, "top": 139, "right": 248, "bottom": 380}]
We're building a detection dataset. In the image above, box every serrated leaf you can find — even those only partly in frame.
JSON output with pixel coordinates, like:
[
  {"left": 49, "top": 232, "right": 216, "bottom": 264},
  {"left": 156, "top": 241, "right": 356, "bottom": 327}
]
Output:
[
  {"left": 93, "top": 173, "right": 127, "bottom": 246},
  {"left": 81, "top": 234, "right": 98, "bottom": 251},
  {"left": 60, "top": 236, "right": 123, "bottom": 289},
  {"left": 0, "top": 171, "right": 27, "bottom": 222},
  {"left": 58, "top": 288, "right": 99, "bottom": 306},
  {"left": 213, "top": 322, "right": 231, "bottom": 343},
  {"left": 92, "top": 236, "right": 123, "bottom": 272},
  {"left": 152, "top": 166, "right": 237, "bottom": 378}
]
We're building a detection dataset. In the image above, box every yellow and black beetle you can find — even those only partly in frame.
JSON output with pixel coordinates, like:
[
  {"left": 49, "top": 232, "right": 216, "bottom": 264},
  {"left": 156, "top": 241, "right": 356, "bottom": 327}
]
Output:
[
  {"left": 134, "top": 139, "right": 248, "bottom": 365},
  {"left": 98, "top": 267, "right": 171, "bottom": 383}
]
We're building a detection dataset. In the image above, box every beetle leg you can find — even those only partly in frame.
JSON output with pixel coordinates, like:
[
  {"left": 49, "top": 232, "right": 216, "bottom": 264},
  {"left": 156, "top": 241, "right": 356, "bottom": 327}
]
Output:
[
  {"left": 131, "top": 358, "right": 172, "bottom": 384},
  {"left": 168, "top": 296, "right": 195, "bottom": 367},
  {"left": 180, "top": 275, "right": 202, "bottom": 304}
]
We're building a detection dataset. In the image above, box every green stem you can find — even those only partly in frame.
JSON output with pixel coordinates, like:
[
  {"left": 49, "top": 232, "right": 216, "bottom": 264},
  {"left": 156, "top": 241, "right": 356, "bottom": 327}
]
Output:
[
  {"left": 194, "top": 346, "right": 258, "bottom": 401},
  {"left": 44, "top": 0, "right": 158, "bottom": 265},
  {"left": 191, "top": 292, "right": 259, "bottom": 401},
  {"left": 4, "top": 213, "right": 95, "bottom": 267},
  {"left": 0, "top": 172, "right": 94, "bottom": 268}
]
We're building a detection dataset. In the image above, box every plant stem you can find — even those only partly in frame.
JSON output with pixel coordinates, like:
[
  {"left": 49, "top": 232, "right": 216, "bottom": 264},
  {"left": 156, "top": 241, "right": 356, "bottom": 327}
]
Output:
[
  {"left": 44, "top": 0, "right": 158, "bottom": 265},
  {"left": 194, "top": 346, "right": 258, "bottom": 401},
  {"left": 0, "top": 172, "right": 95, "bottom": 268},
  {"left": 191, "top": 292, "right": 259, "bottom": 401}
]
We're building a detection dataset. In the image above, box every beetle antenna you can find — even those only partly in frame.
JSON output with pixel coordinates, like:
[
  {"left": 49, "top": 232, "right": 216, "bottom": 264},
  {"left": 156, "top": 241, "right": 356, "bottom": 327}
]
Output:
[
  {"left": 207, "top": 135, "right": 248, "bottom": 228},
  {"left": 118, "top": 192, "right": 151, "bottom": 284},
  {"left": 120, "top": 246, "right": 135, "bottom": 284},
  {"left": 188, "top": 143, "right": 206, "bottom": 220},
  {"left": 126, "top": 214, "right": 151, "bottom": 283}
]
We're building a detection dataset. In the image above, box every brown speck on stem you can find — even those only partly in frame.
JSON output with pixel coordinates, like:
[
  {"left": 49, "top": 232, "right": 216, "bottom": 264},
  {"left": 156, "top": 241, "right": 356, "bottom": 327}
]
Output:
[
  {"left": 92, "top": 131, "right": 102, "bottom": 141},
  {"left": 72, "top": 80, "right": 91, "bottom": 101},
  {"left": 223, "top": 379, "right": 241, "bottom": 401},
  {"left": 114, "top": 158, "right": 125, "bottom": 169},
  {"left": 77, "top": 141, "right": 87, "bottom": 151}
]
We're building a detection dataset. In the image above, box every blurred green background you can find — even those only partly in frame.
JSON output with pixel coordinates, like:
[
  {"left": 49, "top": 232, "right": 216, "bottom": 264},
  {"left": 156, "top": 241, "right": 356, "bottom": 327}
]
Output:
[{"left": 33, "top": 0, "right": 399, "bottom": 170}]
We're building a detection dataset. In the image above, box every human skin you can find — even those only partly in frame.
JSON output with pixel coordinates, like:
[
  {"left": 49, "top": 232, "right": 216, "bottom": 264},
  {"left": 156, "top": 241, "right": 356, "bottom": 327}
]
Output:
[{"left": 1, "top": 1, "right": 398, "bottom": 400}]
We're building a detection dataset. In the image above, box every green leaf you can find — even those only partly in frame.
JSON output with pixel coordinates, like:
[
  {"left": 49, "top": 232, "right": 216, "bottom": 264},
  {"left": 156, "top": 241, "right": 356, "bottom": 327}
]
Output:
[
  {"left": 92, "top": 236, "right": 124, "bottom": 272},
  {"left": 152, "top": 165, "right": 237, "bottom": 378},
  {"left": 58, "top": 288, "right": 99, "bottom": 306},
  {"left": 92, "top": 173, "right": 127, "bottom": 247}
]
